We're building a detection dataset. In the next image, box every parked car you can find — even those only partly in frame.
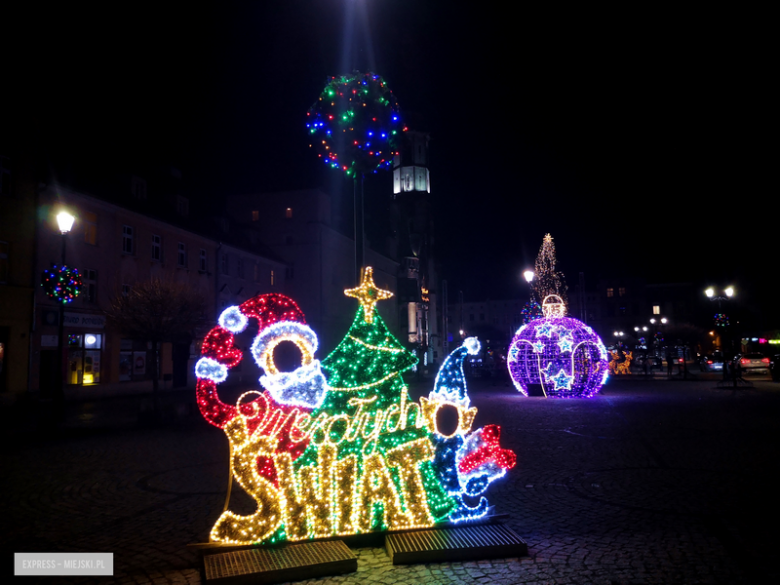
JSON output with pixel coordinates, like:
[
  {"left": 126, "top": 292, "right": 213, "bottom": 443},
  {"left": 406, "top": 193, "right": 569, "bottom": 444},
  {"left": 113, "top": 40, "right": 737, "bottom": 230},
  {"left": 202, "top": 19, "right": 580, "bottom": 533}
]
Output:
[
  {"left": 733, "top": 353, "right": 771, "bottom": 375},
  {"left": 700, "top": 354, "right": 724, "bottom": 372},
  {"left": 770, "top": 355, "right": 780, "bottom": 381}
]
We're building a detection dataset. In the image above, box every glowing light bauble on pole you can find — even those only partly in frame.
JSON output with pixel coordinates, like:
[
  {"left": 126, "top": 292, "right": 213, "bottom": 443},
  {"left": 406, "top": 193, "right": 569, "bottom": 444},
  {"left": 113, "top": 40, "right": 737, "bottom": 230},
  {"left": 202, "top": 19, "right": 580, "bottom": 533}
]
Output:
[
  {"left": 306, "top": 72, "right": 403, "bottom": 177},
  {"left": 507, "top": 295, "right": 609, "bottom": 398},
  {"left": 41, "top": 264, "right": 83, "bottom": 304}
]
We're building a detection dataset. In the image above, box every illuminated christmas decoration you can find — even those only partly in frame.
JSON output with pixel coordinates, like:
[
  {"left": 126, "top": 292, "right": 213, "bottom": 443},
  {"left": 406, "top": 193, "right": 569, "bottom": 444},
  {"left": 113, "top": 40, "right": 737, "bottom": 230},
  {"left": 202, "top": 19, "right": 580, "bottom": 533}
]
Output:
[
  {"left": 41, "top": 264, "right": 82, "bottom": 304},
  {"left": 344, "top": 266, "right": 394, "bottom": 324},
  {"left": 531, "top": 234, "right": 568, "bottom": 307},
  {"left": 521, "top": 301, "right": 543, "bottom": 324},
  {"left": 422, "top": 338, "right": 516, "bottom": 522},
  {"left": 508, "top": 295, "right": 609, "bottom": 398},
  {"left": 197, "top": 273, "right": 515, "bottom": 546},
  {"left": 306, "top": 71, "right": 403, "bottom": 177},
  {"left": 609, "top": 350, "right": 633, "bottom": 375},
  {"left": 714, "top": 313, "right": 729, "bottom": 327}
]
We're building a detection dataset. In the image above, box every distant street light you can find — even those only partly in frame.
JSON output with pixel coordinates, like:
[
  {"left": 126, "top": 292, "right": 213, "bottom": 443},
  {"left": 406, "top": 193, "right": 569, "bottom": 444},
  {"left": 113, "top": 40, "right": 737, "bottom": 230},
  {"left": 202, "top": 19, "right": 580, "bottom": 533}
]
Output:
[
  {"left": 523, "top": 270, "right": 535, "bottom": 284},
  {"left": 705, "top": 285, "right": 737, "bottom": 385}
]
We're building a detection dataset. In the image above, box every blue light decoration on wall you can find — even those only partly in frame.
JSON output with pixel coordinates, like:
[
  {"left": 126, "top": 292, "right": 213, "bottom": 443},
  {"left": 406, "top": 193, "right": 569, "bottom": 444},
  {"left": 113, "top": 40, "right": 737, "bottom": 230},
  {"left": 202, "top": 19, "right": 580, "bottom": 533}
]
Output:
[
  {"left": 507, "top": 295, "right": 609, "bottom": 398},
  {"left": 306, "top": 71, "right": 403, "bottom": 177}
]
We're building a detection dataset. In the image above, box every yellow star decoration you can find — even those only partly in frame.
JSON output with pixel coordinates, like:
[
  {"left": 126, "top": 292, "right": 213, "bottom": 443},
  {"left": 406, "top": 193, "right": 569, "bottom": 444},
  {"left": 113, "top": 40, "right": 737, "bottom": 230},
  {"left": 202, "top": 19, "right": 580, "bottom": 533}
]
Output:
[
  {"left": 345, "top": 266, "right": 393, "bottom": 323},
  {"left": 419, "top": 396, "right": 477, "bottom": 439}
]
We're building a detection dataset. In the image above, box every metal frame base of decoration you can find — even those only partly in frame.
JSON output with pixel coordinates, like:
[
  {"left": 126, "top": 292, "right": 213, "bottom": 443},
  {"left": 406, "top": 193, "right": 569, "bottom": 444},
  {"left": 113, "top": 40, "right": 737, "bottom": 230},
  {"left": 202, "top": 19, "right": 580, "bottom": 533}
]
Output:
[
  {"left": 200, "top": 540, "right": 357, "bottom": 585},
  {"left": 385, "top": 523, "right": 527, "bottom": 565}
]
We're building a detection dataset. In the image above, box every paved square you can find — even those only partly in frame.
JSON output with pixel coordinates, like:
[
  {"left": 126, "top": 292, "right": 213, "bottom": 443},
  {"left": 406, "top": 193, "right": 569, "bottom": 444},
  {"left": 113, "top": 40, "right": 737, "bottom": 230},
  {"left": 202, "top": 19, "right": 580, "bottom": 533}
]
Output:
[{"left": 2, "top": 376, "right": 778, "bottom": 584}]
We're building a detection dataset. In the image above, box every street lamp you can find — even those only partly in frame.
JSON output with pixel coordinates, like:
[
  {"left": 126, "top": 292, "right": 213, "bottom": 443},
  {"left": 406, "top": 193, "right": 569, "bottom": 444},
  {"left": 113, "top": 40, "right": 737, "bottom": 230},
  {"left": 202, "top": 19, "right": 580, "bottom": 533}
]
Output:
[
  {"left": 523, "top": 270, "right": 534, "bottom": 284},
  {"left": 613, "top": 331, "right": 624, "bottom": 349},
  {"left": 55, "top": 210, "right": 75, "bottom": 403},
  {"left": 705, "top": 285, "right": 737, "bottom": 384}
]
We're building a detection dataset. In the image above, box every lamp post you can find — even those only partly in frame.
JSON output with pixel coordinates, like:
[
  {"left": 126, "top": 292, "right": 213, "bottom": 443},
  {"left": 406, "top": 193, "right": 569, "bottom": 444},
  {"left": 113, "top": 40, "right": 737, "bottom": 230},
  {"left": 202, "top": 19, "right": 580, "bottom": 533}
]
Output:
[
  {"left": 55, "top": 211, "right": 75, "bottom": 404},
  {"left": 705, "top": 285, "right": 736, "bottom": 385}
]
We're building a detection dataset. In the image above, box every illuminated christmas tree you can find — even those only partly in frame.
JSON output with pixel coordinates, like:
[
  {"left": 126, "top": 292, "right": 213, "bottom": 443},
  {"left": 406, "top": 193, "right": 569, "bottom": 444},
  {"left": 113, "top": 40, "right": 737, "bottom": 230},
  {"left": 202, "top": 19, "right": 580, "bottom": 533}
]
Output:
[
  {"left": 294, "top": 267, "right": 455, "bottom": 533},
  {"left": 531, "top": 233, "right": 568, "bottom": 307}
]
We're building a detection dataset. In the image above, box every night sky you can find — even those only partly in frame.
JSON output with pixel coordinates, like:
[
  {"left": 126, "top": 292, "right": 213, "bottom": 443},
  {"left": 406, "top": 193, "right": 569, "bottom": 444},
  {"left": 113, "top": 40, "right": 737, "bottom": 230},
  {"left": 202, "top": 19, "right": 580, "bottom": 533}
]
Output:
[{"left": 10, "top": 3, "right": 774, "bottom": 320}]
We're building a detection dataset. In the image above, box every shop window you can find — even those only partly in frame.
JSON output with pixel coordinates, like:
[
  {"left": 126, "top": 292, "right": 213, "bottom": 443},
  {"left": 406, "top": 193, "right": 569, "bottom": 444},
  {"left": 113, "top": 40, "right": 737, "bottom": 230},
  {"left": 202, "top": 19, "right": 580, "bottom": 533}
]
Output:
[
  {"left": 66, "top": 333, "right": 102, "bottom": 385},
  {"left": 653, "top": 305, "right": 660, "bottom": 315},
  {"left": 199, "top": 249, "right": 207, "bottom": 272}
]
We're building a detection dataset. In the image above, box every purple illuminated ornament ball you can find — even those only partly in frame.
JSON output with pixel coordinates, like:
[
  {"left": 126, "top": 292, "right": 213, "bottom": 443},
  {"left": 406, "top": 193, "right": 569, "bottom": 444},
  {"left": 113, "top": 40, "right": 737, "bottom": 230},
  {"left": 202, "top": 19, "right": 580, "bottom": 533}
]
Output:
[{"left": 507, "top": 295, "right": 609, "bottom": 398}]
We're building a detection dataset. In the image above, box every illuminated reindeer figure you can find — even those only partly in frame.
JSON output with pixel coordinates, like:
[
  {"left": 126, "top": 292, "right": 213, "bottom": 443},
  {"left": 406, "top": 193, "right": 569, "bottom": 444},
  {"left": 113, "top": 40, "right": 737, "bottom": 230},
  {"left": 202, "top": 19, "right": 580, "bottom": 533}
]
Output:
[{"left": 616, "top": 351, "right": 633, "bottom": 374}]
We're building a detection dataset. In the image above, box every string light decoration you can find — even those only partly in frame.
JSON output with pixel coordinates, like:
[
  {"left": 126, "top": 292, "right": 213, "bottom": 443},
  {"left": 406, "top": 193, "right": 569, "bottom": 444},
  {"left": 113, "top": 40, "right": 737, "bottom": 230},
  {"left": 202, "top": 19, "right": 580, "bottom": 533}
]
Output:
[
  {"left": 521, "top": 301, "right": 543, "bottom": 324},
  {"left": 714, "top": 313, "right": 729, "bottom": 327},
  {"left": 198, "top": 275, "right": 515, "bottom": 545},
  {"left": 41, "top": 264, "right": 82, "bottom": 304},
  {"left": 507, "top": 295, "right": 609, "bottom": 398},
  {"left": 306, "top": 71, "right": 403, "bottom": 177},
  {"left": 531, "top": 234, "right": 568, "bottom": 306},
  {"left": 423, "top": 338, "right": 516, "bottom": 522}
]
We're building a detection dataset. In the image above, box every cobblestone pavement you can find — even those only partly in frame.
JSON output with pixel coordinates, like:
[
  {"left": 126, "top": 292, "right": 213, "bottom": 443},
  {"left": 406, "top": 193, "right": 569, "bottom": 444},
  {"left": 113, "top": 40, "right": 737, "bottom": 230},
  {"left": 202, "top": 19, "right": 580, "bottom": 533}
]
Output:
[{"left": 2, "top": 375, "right": 779, "bottom": 584}]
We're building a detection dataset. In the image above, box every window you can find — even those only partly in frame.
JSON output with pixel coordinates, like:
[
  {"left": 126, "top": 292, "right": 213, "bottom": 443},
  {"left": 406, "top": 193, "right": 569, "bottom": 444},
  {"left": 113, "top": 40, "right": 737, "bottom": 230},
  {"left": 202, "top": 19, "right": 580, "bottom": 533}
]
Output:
[
  {"left": 285, "top": 263, "right": 294, "bottom": 280},
  {"left": 121, "top": 284, "right": 130, "bottom": 297},
  {"left": 177, "top": 242, "right": 187, "bottom": 268},
  {"left": 83, "top": 211, "right": 97, "bottom": 245},
  {"left": 83, "top": 269, "right": 97, "bottom": 303},
  {"left": 237, "top": 258, "right": 244, "bottom": 279},
  {"left": 618, "top": 287, "right": 626, "bottom": 297},
  {"left": 606, "top": 287, "right": 614, "bottom": 298},
  {"left": 285, "top": 207, "right": 293, "bottom": 219},
  {"left": 221, "top": 254, "right": 229, "bottom": 275},
  {"left": 122, "top": 225, "right": 134, "bottom": 254},
  {"left": 653, "top": 305, "right": 660, "bottom": 315},
  {"left": 270, "top": 270, "right": 275, "bottom": 286},
  {"left": 252, "top": 210, "right": 259, "bottom": 221},
  {"left": 151, "top": 234, "right": 162, "bottom": 261},
  {"left": 0, "top": 241, "right": 8, "bottom": 283},
  {"left": 199, "top": 249, "right": 207, "bottom": 272}
]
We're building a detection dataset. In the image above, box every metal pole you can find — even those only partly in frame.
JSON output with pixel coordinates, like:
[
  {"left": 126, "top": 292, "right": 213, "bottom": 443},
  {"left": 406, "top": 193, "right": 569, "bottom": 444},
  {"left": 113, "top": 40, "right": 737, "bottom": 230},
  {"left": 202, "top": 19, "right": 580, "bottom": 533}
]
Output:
[{"left": 56, "top": 233, "right": 66, "bottom": 404}]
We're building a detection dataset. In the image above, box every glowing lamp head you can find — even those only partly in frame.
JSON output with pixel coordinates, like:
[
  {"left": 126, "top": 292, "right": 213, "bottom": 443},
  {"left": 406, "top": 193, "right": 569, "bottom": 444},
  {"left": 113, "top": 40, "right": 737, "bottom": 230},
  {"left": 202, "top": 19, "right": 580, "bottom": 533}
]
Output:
[
  {"left": 705, "top": 287, "right": 715, "bottom": 298},
  {"left": 56, "top": 211, "right": 75, "bottom": 234},
  {"left": 523, "top": 270, "right": 535, "bottom": 283},
  {"left": 725, "top": 286, "right": 734, "bottom": 297}
]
